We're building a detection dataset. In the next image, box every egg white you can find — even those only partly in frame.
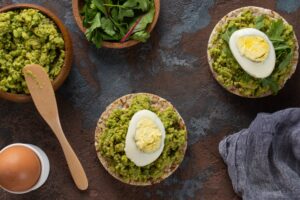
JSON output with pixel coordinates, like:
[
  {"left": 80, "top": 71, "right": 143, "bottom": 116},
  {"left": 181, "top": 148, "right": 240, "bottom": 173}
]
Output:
[
  {"left": 125, "top": 110, "right": 165, "bottom": 167},
  {"left": 229, "top": 28, "right": 276, "bottom": 79}
]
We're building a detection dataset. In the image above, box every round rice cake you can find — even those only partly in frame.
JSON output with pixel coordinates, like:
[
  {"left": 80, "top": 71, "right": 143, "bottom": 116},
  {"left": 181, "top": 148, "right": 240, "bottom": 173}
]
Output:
[
  {"left": 207, "top": 6, "right": 299, "bottom": 98},
  {"left": 95, "top": 93, "right": 187, "bottom": 185}
]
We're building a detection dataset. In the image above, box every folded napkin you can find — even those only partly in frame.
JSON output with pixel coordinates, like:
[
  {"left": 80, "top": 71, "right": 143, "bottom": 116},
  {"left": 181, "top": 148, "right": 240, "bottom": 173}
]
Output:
[{"left": 219, "top": 108, "right": 300, "bottom": 200}]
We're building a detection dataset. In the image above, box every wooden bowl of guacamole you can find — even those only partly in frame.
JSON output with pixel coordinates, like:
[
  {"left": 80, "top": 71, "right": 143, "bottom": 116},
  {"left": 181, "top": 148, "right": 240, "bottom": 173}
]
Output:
[
  {"left": 207, "top": 6, "right": 299, "bottom": 98},
  {"left": 0, "top": 4, "right": 73, "bottom": 103},
  {"left": 72, "top": 0, "right": 160, "bottom": 48},
  {"left": 95, "top": 93, "right": 188, "bottom": 185}
]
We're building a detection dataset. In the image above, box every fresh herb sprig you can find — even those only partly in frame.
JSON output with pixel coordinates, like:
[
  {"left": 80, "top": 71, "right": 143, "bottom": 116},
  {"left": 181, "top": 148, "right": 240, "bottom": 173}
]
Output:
[
  {"left": 257, "top": 17, "right": 293, "bottom": 93},
  {"left": 81, "top": 0, "right": 155, "bottom": 47}
]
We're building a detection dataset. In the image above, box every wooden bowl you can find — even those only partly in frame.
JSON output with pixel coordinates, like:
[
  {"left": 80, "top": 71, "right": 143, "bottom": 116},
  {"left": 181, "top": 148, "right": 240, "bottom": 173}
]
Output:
[
  {"left": 0, "top": 4, "right": 73, "bottom": 103},
  {"left": 72, "top": 0, "right": 160, "bottom": 48}
]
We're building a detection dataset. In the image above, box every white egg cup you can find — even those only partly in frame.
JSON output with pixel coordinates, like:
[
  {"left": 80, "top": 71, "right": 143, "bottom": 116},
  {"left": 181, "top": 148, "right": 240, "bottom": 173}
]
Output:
[{"left": 0, "top": 143, "right": 50, "bottom": 194}]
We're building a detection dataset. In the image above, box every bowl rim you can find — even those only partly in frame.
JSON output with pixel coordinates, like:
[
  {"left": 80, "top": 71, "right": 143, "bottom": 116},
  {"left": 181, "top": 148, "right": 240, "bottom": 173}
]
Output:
[
  {"left": 72, "top": 0, "right": 160, "bottom": 48},
  {"left": 0, "top": 3, "right": 73, "bottom": 103}
]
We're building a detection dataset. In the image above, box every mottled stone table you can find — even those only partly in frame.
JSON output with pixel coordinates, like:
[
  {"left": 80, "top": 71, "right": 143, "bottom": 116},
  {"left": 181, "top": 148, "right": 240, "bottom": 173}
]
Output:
[{"left": 0, "top": 0, "right": 299, "bottom": 199}]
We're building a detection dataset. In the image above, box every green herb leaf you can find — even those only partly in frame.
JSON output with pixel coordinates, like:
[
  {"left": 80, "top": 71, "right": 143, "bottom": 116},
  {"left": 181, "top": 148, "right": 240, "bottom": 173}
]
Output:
[
  {"left": 91, "top": 31, "right": 102, "bottom": 48},
  {"left": 110, "top": 7, "right": 118, "bottom": 21},
  {"left": 123, "top": 0, "right": 150, "bottom": 11},
  {"left": 109, "top": 16, "right": 127, "bottom": 36},
  {"left": 85, "top": 12, "right": 101, "bottom": 41},
  {"left": 100, "top": 17, "right": 116, "bottom": 36},
  {"left": 270, "top": 38, "right": 285, "bottom": 42},
  {"left": 261, "top": 77, "right": 279, "bottom": 94},
  {"left": 92, "top": 0, "right": 107, "bottom": 16},
  {"left": 255, "top": 15, "right": 265, "bottom": 30},
  {"left": 222, "top": 26, "right": 237, "bottom": 43},
  {"left": 130, "top": 31, "right": 150, "bottom": 42},
  {"left": 102, "top": 32, "right": 121, "bottom": 40},
  {"left": 268, "top": 19, "right": 284, "bottom": 41},
  {"left": 121, "top": 2, "right": 154, "bottom": 42},
  {"left": 118, "top": 8, "right": 134, "bottom": 21},
  {"left": 223, "top": 44, "right": 233, "bottom": 57},
  {"left": 278, "top": 51, "right": 293, "bottom": 70},
  {"left": 82, "top": 4, "right": 98, "bottom": 27},
  {"left": 274, "top": 44, "right": 291, "bottom": 51},
  {"left": 120, "top": 16, "right": 142, "bottom": 42},
  {"left": 132, "top": 5, "right": 154, "bottom": 33}
]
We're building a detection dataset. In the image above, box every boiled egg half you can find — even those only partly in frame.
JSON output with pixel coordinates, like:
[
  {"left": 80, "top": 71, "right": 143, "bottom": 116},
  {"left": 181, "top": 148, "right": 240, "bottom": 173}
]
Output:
[
  {"left": 229, "top": 28, "right": 276, "bottom": 78},
  {"left": 125, "top": 110, "right": 165, "bottom": 167}
]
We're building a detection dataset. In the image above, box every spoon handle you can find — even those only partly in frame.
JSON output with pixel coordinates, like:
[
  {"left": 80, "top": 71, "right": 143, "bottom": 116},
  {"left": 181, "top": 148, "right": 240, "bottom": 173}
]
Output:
[
  {"left": 23, "top": 64, "right": 88, "bottom": 190},
  {"left": 50, "top": 122, "right": 88, "bottom": 190}
]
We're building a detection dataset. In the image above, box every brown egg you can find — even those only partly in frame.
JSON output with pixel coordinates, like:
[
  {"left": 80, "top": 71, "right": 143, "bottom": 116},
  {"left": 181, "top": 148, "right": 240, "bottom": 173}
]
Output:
[{"left": 0, "top": 145, "right": 41, "bottom": 192}]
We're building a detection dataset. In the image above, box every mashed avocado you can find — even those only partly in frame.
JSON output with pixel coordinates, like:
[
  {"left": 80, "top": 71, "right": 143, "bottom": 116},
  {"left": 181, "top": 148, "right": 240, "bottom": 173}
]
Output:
[
  {"left": 0, "top": 9, "right": 65, "bottom": 94},
  {"left": 208, "top": 10, "right": 296, "bottom": 97},
  {"left": 97, "top": 95, "right": 187, "bottom": 182}
]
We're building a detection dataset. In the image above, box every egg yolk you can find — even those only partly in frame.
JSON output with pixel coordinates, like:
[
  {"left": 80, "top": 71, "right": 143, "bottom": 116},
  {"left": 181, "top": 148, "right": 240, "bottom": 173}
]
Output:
[
  {"left": 237, "top": 35, "right": 270, "bottom": 62},
  {"left": 134, "top": 117, "right": 162, "bottom": 153}
]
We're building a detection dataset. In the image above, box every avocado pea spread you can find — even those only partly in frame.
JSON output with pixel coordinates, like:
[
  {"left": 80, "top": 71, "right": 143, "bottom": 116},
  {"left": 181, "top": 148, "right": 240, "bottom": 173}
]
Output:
[
  {"left": 97, "top": 95, "right": 187, "bottom": 182},
  {"left": 208, "top": 10, "right": 296, "bottom": 97},
  {"left": 0, "top": 9, "right": 65, "bottom": 94}
]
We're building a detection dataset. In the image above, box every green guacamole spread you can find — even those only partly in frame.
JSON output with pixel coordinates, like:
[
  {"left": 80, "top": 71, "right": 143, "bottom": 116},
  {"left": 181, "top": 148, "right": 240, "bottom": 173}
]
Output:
[
  {"left": 208, "top": 10, "right": 296, "bottom": 97},
  {"left": 0, "top": 9, "right": 65, "bottom": 94},
  {"left": 97, "top": 95, "right": 187, "bottom": 182}
]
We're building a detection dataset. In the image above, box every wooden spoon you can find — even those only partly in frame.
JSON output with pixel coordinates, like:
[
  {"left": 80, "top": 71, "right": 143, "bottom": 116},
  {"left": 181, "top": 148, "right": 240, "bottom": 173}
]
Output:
[{"left": 23, "top": 64, "right": 88, "bottom": 190}]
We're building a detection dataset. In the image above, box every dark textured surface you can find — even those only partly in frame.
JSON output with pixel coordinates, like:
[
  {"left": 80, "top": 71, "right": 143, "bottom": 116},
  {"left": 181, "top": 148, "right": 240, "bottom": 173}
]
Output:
[{"left": 0, "top": 0, "right": 299, "bottom": 199}]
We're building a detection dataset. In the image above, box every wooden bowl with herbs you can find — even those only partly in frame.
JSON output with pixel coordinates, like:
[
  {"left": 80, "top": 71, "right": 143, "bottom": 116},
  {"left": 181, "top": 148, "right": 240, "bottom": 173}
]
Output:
[
  {"left": 0, "top": 4, "right": 72, "bottom": 103},
  {"left": 72, "top": 0, "right": 160, "bottom": 48}
]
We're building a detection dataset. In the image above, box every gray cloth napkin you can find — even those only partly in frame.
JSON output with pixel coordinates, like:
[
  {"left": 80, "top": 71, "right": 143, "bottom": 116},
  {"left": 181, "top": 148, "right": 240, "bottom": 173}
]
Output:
[{"left": 219, "top": 108, "right": 300, "bottom": 200}]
